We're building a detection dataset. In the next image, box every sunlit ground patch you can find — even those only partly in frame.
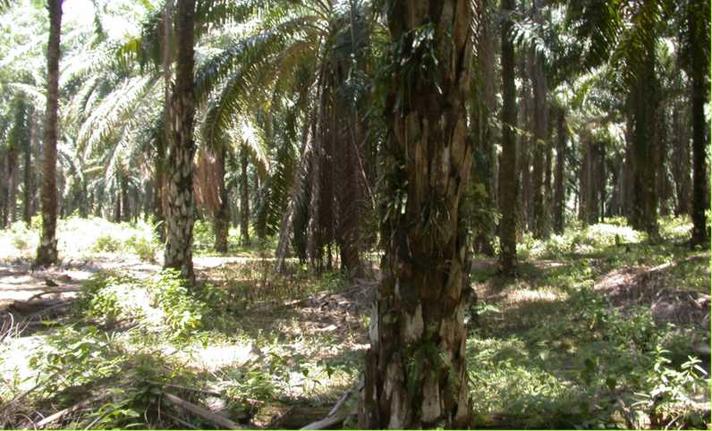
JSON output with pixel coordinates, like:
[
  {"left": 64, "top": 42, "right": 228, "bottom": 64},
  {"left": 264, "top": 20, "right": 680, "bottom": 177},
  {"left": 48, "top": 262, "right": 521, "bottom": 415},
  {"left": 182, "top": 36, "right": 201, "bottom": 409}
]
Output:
[
  {"left": 506, "top": 287, "right": 568, "bottom": 304},
  {"left": 0, "top": 335, "right": 46, "bottom": 395}
]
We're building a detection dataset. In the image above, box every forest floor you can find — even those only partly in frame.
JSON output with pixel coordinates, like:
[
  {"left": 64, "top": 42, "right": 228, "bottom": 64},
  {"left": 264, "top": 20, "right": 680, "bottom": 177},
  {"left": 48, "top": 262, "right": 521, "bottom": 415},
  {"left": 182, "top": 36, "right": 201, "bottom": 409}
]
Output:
[{"left": 0, "top": 216, "right": 709, "bottom": 429}]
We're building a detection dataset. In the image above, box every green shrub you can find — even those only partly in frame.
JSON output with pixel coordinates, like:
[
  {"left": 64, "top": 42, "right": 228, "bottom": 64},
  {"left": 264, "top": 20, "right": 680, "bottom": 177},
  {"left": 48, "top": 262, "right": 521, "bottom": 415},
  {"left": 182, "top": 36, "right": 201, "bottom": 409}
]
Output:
[
  {"left": 77, "top": 272, "right": 145, "bottom": 324},
  {"left": 148, "top": 269, "right": 205, "bottom": 337},
  {"left": 29, "top": 325, "right": 124, "bottom": 396},
  {"left": 192, "top": 219, "right": 215, "bottom": 250},
  {"left": 125, "top": 235, "right": 157, "bottom": 262},
  {"left": 92, "top": 234, "right": 122, "bottom": 253},
  {"left": 11, "top": 235, "right": 28, "bottom": 250}
]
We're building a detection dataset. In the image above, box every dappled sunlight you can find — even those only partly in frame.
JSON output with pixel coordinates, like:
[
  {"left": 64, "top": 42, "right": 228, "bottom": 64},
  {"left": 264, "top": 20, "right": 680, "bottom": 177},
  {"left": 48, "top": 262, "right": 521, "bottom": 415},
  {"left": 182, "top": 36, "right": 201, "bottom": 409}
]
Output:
[
  {"left": 0, "top": 335, "right": 45, "bottom": 395},
  {"left": 189, "top": 343, "right": 263, "bottom": 372},
  {"left": 0, "top": 212, "right": 707, "bottom": 429},
  {"left": 505, "top": 287, "right": 568, "bottom": 304}
]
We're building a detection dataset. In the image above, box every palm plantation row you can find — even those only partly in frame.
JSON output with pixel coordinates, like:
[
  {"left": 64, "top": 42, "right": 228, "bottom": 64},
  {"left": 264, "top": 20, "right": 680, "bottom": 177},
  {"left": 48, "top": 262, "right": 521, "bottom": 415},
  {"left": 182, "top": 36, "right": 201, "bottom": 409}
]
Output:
[{"left": 0, "top": 0, "right": 709, "bottom": 427}]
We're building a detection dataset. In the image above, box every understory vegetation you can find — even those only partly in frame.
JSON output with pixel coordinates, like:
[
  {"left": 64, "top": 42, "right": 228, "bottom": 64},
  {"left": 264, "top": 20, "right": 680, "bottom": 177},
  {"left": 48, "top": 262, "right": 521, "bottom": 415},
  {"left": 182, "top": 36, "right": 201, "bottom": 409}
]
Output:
[
  {"left": 0, "top": 0, "right": 710, "bottom": 428},
  {"left": 1, "top": 216, "right": 708, "bottom": 429}
]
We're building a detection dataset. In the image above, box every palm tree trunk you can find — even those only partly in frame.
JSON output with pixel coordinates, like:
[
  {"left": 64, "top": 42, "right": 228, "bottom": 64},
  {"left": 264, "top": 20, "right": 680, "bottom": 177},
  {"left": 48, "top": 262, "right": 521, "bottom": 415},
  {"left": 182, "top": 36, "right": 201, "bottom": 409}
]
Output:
[
  {"left": 530, "top": 48, "right": 548, "bottom": 238},
  {"left": 36, "top": 0, "right": 62, "bottom": 267},
  {"left": 275, "top": 119, "right": 313, "bottom": 273},
  {"left": 689, "top": 1, "right": 709, "bottom": 245},
  {"left": 1, "top": 152, "right": 7, "bottom": 228},
  {"left": 155, "top": 0, "right": 172, "bottom": 242},
  {"left": 470, "top": 0, "right": 497, "bottom": 256},
  {"left": 498, "top": 0, "right": 518, "bottom": 274},
  {"left": 656, "top": 105, "right": 672, "bottom": 217},
  {"left": 163, "top": 0, "right": 195, "bottom": 281},
  {"left": 360, "top": 1, "right": 473, "bottom": 427},
  {"left": 307, "top": 85, "right": 326, "bottom": 269},
  {"left": 334, "top": 109, "right": 363, "bottom": 276},
  {"left": 671, "top": 102, "right": 691, "bottom": 216},
  {"left": 114, "top": 190, "right": 121, "bottom": 222},
  {"left": 579, "top": 136, "right": 590, "bottom": 223},
  {"left": 593, "top": 141, "right": 604, "bottom": 223},
  {"left": 23, "top": 109, "right": 34, "bottom": 225},
  {"left": 518, "top": 58, "right": 532, "bottom": 233},
  {"left": 144, "top": 180, "right": 152, "bottom": 221},
  {"left": 239, "top": 145, "right": 250, "bottom": 246},
  {"left": 622, "top": 118, "right": 634, "bottom": 219},
  {"left": 609, "top": 153, "right": 623, "bottom": 216},
  {"left": 553, "top": 108, "right": 566, "bottom": 233},
  {"left": 629, "top": 37, "right": 660, "bottom": 239},
  {"left": 545, "top": 118, "right": 553, "bottom": 222},
  {"left": 120, "top": 174, "right": 130, "bottom": 222},
  {"left": 529, "top": 0, "right": 549, "bottom": 238},
  {"left": 6, "top": 143, "right": 18, "bottom": 225},
  {"left": 154, "top": 139, "right": 166, "bottom": 239},
  {"left": 213, "top": 145, "right": 230, "bottom": 253}
]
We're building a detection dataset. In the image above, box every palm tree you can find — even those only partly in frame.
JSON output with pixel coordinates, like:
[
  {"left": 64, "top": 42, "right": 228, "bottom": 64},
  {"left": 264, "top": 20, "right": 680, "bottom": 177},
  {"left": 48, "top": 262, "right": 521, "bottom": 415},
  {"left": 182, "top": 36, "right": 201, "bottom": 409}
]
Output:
[
  {"left": 469, "top": 0, "right": 498, "bottom": 256},
  {"left": 195, "top": 0, "right": 373, "bottom": 275},
  {"left": 627, "top": 12, "right": 660, "bottom": 238},
  {"left": 498, "top": 0, "right": 518, "bottom": 274},
  {"left": 238, "top": 143, "right": 250, "bottom": 246},
  {"left": 360, "top": 0, "right": 474, "bottom": 427},
  {"left": 685, "top": 0, "right": 709, "bottom": 246},
  {"left": 562, "top": 0, "right": 672, "bottom": 238},
  {"left": 213, "top": 143, "right": 230, "bottom": 252},
  {"left": 36, "top": 0, "right": 63, "bottom": 267},
  {"left": 3, "top": 98, "right": 29, "bottom": 226},
  {"left": 163, "top": 0, "right": 196, "bottom": 281},
  {"left": 529, "top": 0, "right": 550, "bottom": 239},
  {"left": 23, "top": 105, "right": 37, "bottom": 225},
  {"left": 552, "top": 105, "right": 567, "bottom": 233}
]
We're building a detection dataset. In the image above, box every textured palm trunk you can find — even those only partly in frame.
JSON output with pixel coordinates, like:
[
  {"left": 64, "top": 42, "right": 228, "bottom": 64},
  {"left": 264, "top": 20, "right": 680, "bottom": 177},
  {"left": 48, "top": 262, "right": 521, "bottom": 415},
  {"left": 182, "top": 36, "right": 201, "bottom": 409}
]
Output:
[
  {"left": 78, "top": 178, "right": 88, "bottom": 218},
  {"left": 144, "top": 181, "right": 152, "bottom": 221},
  {"left": 154, "top": 140, "right": 166, "bottom": 240},
  {"left": 120, "top": 174, "right": 130, "bottom": 222},
  {"left": 609, "top": 153, "right": 624, "bottom": 216},
  {"left": 239, "top": 145, "right": 250, "bottom": 246},
  {"left": 0, "top": 155, "right": 5, "bottom": 227},
  {"left": 23, "top": 110, "right": 34, "bottom": 225},
  {"left": 655, "top": 106, "right": 672, "bottom": 217},
  {"left": 629, "top": 37, "right": 659, "bottom": 239},
  {"left": 530, "top": 47, "right": 548, "bottom": 239},
  {"left": 689, "top": 1, "right": 709, "bottom": 245},
  {"left": 307, "top": 88, "right": 326, "bottom": 269},
  {"left": 622, "top": 119, "right": 634, "bottom": 219},
  {"left": 544, "top": 120, "right": 553, "bottom": 223},
  {"left": 36, "top": 0, "right": 62, "bottom": 267},
  {"left": 578, "top": 137, "right": 591, "bottom": 223},
  {"left": 470, "top": 0, "right": 497, "bottom": 256},
  {"left": 114, "top": 191, "right": 121, "bottom": 222},
  {"left": 213, "top": 145, "right": 230, "bottom": 253},
  {"left": 594, "top": 141, "right": 605, "bottom": 222},
  {"left": 240, "top": 146, "right": 250, "bottom": 245},
  {"left": 671, "top": 103, "right": 691, "bottom": 216},
  {"left": 334, "top": 138, "right": 363, "bottom": 276},
  {"left": 1, "top": 153, "right": 7, "bottom": 227},
  {"left": 6, "top": 144, "right": 18, "bottom": 225},
  {"left": 518, "top": 59, "right": 533, "bottom": 233},
  {"left": 132, "top": 187, "right": 139, "bottom": 222},
  {"left": 553, "top": 108, "right": 566, "bottom": 234},
  {"left": 580, "top": 138, "right": 604, "bottom": 225},
  {"left": 320, "top": 113, "right": 336, "bottom": 271},
  {"left": 155, "top": 0, "right": 172, "bottom": 242},
  {"left": 333, "top": 100, "right": 363, "bottom": 276},
  {"left": 498, "top": 0, "right": 518, "bottom": 274},
  {"left": 163, "top": 0, "right": 195, "bottom": 281},
  {"left": 360, "top": 1, "right": 473, "bottom": 428},
  {"left": 275, "top": 120, "right": 313, "bottom": 273}
]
